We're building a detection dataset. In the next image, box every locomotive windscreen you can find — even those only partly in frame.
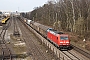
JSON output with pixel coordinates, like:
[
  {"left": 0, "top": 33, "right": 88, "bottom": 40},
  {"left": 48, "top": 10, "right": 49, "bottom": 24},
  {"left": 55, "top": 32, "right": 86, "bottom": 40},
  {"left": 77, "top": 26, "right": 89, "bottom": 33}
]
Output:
[{"left": 60, "top": 36, "right": 68, "bottom": 40}]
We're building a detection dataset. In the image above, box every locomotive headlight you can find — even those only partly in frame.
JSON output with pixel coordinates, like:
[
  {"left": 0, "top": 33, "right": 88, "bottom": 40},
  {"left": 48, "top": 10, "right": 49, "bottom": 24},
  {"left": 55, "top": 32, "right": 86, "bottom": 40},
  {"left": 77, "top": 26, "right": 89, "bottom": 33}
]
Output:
[
  {"left": 66, "top": 42, "right": 69, "bottom": 43},
  {"left": 60, "top": 42, "right": 63, "bottom": 43}
]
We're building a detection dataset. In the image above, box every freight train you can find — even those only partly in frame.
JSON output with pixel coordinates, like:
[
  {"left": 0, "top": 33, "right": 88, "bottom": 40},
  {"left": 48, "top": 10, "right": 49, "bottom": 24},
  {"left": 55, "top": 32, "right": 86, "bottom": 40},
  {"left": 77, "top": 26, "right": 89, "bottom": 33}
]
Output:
[{"left": 24, "top": 19, "right": 70, "bottom": 50}]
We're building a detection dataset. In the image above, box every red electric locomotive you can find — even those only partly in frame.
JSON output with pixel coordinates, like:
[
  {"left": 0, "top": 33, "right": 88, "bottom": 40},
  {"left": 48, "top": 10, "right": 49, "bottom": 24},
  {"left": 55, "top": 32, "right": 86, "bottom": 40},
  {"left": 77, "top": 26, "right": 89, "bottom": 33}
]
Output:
[{"left": 47, "top": 28, "right": 70, "bottom": 49}]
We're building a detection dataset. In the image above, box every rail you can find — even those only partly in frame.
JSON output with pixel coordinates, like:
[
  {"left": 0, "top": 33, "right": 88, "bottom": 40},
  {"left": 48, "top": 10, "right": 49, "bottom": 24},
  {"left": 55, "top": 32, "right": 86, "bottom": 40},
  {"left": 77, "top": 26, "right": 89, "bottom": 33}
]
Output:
[
  {"left": 13, "top": 17, "right": 20, "bottom": 37},
  {"left": 19, "top": 16, "right": 90, "bottom": 60},
  {"left": 71, "top": 44, "right": 90, "bottom": 59},
  {"left": 0, "top": 19, "right": 12, "bottom": 60}
]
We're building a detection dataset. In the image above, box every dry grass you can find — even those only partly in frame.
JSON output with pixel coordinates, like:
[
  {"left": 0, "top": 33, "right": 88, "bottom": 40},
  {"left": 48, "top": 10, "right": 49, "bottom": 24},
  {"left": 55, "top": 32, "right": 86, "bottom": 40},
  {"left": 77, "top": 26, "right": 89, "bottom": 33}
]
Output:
[{"left": 10, "top": 34, "right": 30, "bottom": 59}]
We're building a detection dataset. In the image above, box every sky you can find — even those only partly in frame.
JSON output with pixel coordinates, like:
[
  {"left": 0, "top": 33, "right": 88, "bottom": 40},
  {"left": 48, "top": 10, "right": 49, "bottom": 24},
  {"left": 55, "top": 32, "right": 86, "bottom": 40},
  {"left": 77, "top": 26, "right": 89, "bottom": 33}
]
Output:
[{"left": 0, "top": 0, "right": 48, "bottom": 12}]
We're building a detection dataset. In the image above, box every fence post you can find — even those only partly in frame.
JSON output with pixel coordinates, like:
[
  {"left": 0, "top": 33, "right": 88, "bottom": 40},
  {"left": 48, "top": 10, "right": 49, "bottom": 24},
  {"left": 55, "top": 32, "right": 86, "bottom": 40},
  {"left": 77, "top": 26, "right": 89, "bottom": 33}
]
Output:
[
  {"left": 59, "top": 53, "right": 60, "bottom": 60},
  {"left": 47, "top": 43, "right": 49, "bottom": 49},
  {"left": 53, "top": 48, "right": 54, "bottom": 57},
  {"left": 56, "top": 51, "right": 57, "bottom": 55},
  {"left": 63, "top": 57, "right": 64, "bottom": 60},
  {"left": 50, "top": 46, "right": 51, "bottom": 51},
  {"left": 41, "top": 39, "right": 42, "bottom": 44}
]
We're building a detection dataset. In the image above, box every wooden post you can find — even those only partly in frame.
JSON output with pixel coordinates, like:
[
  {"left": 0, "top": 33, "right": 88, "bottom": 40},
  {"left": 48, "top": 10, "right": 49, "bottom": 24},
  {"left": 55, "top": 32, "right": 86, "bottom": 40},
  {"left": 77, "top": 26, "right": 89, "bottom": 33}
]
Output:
[
  {"left": 53, "top": 48, "right": 54, "bottom": 57},
  {"left": 63, "top": 57, "right": 64, "bottom": 60},
  {"left": 59, "top": 53, "right": 60, "bottom": 60}
]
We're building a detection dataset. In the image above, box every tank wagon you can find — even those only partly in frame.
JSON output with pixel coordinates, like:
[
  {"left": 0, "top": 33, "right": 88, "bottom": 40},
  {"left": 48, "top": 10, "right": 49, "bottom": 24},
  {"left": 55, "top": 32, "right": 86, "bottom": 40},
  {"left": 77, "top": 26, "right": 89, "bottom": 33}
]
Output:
[{"left": 25, "top": 19, "right": 70, "bottom": 50}]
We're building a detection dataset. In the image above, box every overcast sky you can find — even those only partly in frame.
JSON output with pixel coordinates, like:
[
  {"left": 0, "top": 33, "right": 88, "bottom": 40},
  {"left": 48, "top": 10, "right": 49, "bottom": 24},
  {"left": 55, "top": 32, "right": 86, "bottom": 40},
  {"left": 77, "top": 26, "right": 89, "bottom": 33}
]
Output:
[{"left": 0, "top": 0, "right": 48, "bottom": 12}]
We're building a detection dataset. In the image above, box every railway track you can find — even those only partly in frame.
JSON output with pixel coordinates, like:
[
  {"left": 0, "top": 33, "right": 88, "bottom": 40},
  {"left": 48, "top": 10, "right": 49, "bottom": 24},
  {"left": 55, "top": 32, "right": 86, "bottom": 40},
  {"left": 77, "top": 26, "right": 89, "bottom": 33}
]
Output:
[
  {"left": 0, "top": 19, "right": 12, "bottom": 60},
  {"left": 13, "top": 17, "right": 20, "bottom": 37},
  {"left": 18, "top": 16, "right": 90, "bottom": 60},
  {"left": 72, "top": 44, "right": 90, "bottom": 59},
  {"left": 17, "top": 17, "right": 60, "bottom": 60},
  {"left": 18, "top": 19, "right": 48, "bottom": 60},
  {"left": 62, "top": 51, "right": 80, "bottom": 60}
]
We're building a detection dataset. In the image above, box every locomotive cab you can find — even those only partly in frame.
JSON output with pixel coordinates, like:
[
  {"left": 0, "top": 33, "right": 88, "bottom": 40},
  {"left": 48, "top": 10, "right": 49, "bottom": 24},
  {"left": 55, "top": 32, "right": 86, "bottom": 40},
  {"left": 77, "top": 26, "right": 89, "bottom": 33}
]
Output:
[{"left": 59, "top": 35, "right": 70, "bottom": 49}]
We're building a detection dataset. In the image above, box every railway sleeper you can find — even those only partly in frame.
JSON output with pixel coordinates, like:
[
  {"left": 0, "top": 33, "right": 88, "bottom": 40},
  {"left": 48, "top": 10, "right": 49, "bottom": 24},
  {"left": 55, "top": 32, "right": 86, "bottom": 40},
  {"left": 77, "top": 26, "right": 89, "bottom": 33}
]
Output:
[
  {"left": 2, "top": 56, "right": 11, "bottom": 59},
  {"left": 0, "top": 40, "right": 5, "bottom": 44}
]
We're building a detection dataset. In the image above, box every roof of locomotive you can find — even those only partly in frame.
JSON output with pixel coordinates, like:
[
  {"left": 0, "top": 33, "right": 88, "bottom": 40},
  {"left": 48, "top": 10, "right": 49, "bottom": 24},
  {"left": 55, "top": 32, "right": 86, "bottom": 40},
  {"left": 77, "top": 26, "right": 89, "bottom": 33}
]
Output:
[
  {"left": 54, "top": 31, "right": 64, "bottom": 34},
  {"left": 47, "top": 28, "right": 64, "bottom": 34}
]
